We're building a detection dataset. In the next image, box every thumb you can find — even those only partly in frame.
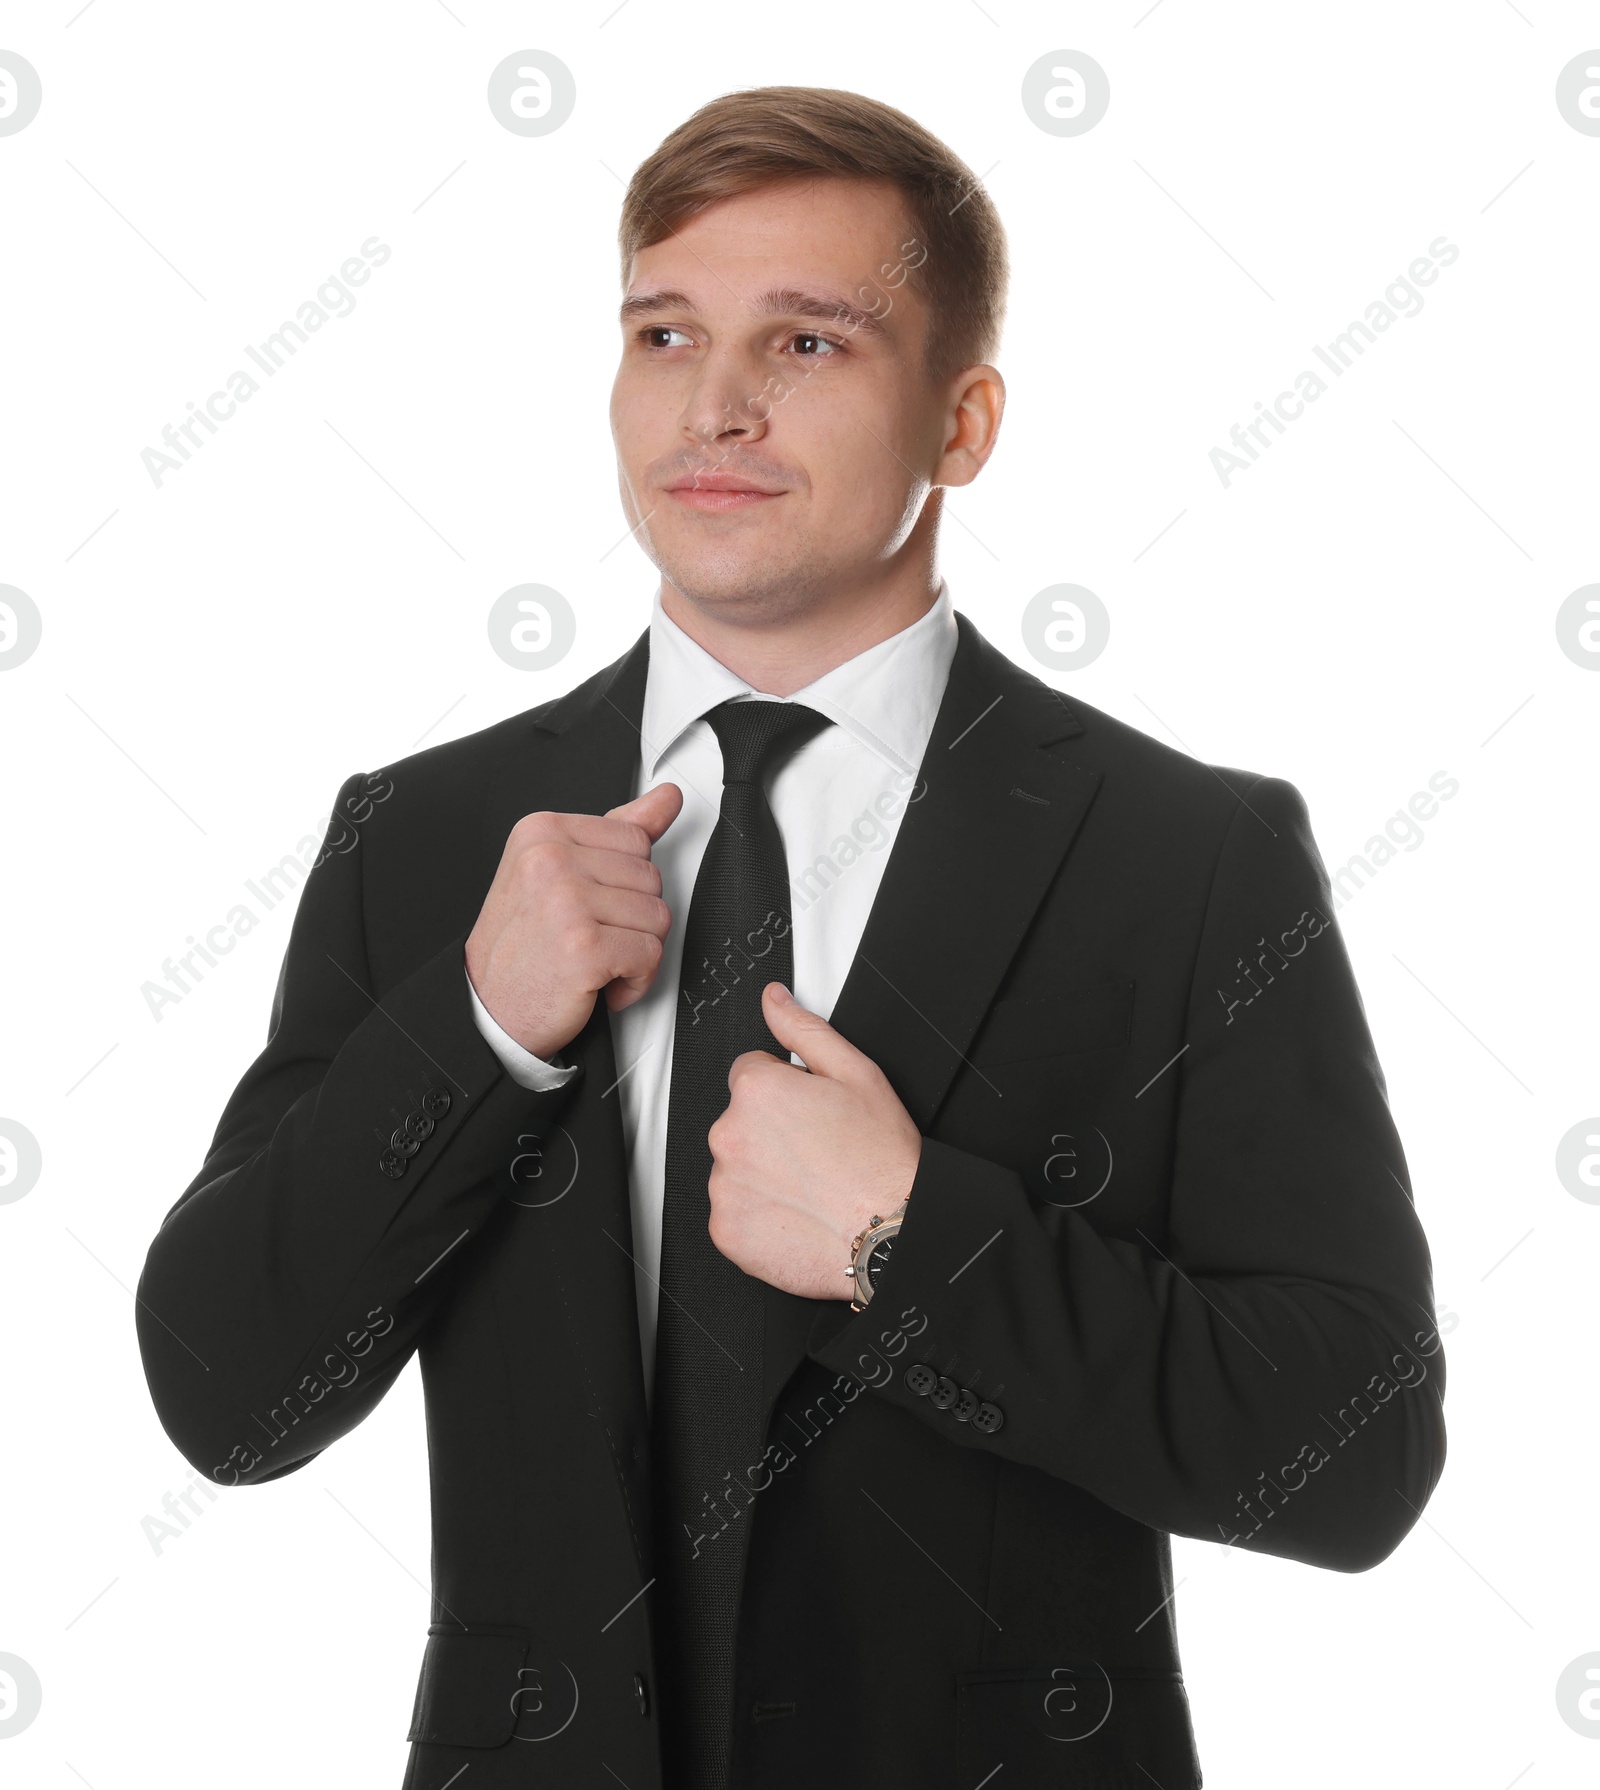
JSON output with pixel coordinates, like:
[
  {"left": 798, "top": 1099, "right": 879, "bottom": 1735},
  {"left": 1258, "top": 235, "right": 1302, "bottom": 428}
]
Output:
[
  {"left": 761, "top": 982, "right": 871, "bottom": 1082},
  {"left": 607, "top": 780, "right": 683, "bottom": 846}
]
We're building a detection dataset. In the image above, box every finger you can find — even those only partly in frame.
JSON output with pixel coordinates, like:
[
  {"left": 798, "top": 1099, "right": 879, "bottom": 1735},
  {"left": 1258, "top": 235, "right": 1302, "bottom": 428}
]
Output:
[
  {"left": 585, "top": 884, "right": 672, "bottom": 937},
  {"left": 517, "top": 789, "right": 679, "bottom": 859},
  {"left": 559, "top": 842, "right": 666, "bottom": 896},
  {"left": 605, "top": 975, "right": 651, "bottom": 1013},
  {"left": 605, "top": 780, "right": 683, "bottom": 845},
  {"left": 605, "top": 962, "right": 670, "bottom": 1011},
  {"left": 760, "top": 983, "right": 869, "bottom": 1081},
  {"left": 591, "top": 923, "right": 666, "bottom": 998},
  {"left": 730, "top": 1045, "right": 798, "bottom": 1081}
]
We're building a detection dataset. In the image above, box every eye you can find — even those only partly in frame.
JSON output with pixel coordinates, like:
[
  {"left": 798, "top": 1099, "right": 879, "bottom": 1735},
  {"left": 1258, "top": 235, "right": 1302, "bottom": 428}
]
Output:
[
  {"left": 786, "top": 331, "right": 844, "bottom": 357},
  {"left": 638, "top": 325, "right": 694, "bottom": 349}
]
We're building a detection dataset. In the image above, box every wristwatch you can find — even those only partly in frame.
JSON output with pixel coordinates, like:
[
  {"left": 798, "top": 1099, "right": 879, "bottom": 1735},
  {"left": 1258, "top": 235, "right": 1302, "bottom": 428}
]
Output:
[{"left": 846, "top": 1200, "right": 909, "bottom": 1312}]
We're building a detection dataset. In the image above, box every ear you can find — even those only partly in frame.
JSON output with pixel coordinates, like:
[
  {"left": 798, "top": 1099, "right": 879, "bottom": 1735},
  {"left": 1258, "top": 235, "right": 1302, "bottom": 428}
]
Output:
[{"left": 934, "top": 363, "right": 1006, "bottom": 488}]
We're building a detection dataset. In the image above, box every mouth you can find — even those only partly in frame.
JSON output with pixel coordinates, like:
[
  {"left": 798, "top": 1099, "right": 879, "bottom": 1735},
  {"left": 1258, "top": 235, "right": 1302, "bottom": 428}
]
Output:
[{"left": 663, "top": 474, "right": 787, "bottom": 513}]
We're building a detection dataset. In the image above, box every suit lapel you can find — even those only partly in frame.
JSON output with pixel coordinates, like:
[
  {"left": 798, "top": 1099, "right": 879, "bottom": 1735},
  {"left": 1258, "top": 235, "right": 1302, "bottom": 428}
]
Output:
[
  {"left": 828, "top": 611, "right": 1100, "bottom": 1127},
  {"left": 480, "top": 629, "right": 656, "bottom": 1572},
  {"left": 757, "top": 611, "right": 1103, "bottom": 1408}
]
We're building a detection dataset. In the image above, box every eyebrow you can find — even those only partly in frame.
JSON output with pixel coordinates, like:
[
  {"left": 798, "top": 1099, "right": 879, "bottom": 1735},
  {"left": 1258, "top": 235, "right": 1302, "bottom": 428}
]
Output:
[{"left": 619, "top": 285, "right": 890, "bottom": 341}]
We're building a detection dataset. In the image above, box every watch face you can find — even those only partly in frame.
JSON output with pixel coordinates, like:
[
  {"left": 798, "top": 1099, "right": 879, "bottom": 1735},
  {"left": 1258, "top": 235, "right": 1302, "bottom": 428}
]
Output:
[{"left": 864, "top": 1233, "right": 894, "bottom": 1289}]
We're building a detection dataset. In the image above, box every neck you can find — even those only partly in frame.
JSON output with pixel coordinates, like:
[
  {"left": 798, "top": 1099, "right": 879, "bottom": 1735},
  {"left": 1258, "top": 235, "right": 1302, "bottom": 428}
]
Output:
[{"left": 659, "top": 565, "right": 942, "bottom": 697}]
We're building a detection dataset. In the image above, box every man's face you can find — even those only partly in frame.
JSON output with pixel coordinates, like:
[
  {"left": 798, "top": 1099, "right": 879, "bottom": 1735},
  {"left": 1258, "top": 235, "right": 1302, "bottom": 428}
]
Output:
[{"left": 609, "top": 177, "right": 957, "bottom": 624}]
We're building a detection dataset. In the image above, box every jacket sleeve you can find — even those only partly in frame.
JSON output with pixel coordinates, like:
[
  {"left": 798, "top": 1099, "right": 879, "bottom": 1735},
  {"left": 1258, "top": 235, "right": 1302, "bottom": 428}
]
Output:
[
  {"left": 135, "top": 769, "right": 584, "bottom": 1488},
  {"left": 811, "top": 773, "right": 1447, "bottom": 1573}
]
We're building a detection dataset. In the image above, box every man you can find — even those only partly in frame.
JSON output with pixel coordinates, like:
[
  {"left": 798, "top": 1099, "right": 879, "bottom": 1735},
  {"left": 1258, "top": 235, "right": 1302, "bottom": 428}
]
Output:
[{"left": 137, "top": 85, "right": 1446, "bottom": 1790}]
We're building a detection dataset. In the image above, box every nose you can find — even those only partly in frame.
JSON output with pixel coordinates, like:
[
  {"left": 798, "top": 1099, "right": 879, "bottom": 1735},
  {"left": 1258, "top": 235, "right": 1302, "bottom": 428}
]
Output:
[{"left": 679, "top": 347, "right": 773, "bottom": 454}]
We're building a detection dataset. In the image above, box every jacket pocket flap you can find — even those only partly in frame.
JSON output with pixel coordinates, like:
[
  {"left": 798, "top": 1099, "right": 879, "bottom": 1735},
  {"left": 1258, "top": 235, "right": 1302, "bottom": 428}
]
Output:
[
  {"left": 407, "top": 1629, "right": 529, "bottom": 1748},
  {"left": 955, "top": 1662, "right": 1199, "bottom": 1788},
  {"left": 956, "top": 1662, "right": 1182, "bottom": 1686}
]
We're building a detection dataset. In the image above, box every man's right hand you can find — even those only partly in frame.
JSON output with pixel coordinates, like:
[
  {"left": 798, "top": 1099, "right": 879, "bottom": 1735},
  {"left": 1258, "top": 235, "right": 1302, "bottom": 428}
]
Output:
[{"left": 465, "top": 782, "right": 683, "bottom": 1061}]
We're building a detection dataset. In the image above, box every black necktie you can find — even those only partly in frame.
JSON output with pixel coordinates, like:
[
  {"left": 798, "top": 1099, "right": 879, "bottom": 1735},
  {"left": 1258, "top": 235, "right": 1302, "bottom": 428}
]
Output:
[{"left": 650, "top": 696, "right": 833, "bottom": 1790}]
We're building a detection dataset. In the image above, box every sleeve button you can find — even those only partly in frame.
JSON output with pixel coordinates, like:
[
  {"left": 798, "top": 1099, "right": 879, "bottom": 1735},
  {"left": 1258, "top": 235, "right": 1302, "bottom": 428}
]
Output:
[
  {"left": 906, "top": 1363, "right": 937, "bottom": 1397},
  {"left": 973, "top": 1402, "right": 1005, "bottom": 1435},
  {"left": 422, "top": 1088, "right": 452, "bottom": 1118},
  {"left": 930, "top": 1376, "right": 959, "bottom": 1411},
  {"left": 378, "top": 1152, "right": 407, "bottom": 1180},
  {"left": 953, "top": 1388, "right": 980, "bottom": 1423}
]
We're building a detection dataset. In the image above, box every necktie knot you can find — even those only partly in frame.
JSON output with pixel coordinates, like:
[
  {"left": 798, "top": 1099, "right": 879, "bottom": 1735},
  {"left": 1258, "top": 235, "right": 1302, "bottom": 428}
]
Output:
[{"left": 705, "top": 697, "right": 831, "bottom": 787}]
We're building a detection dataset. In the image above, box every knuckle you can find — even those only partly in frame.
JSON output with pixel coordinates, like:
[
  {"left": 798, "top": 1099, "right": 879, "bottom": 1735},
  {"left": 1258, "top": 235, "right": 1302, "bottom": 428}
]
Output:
[
  {"left": 566, "top": 917, "right": 605, "bottom": 964},
  {"left": 710, "top": 1120, "right": 743, "bottom": 1169},
  {"left": 516, "top": 809, "right": 559, "bottom": 844},
  {"left": 519, "top": 838, "right": 564, "bottom": 882},
  {"left": 542, "top": 879, "right": 583, "bottom": 928}
]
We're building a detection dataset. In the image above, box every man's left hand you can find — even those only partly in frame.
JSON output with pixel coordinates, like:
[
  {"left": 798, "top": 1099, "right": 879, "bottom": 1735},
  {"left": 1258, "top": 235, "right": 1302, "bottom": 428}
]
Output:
[{"left": 706, "top": 982, "right": 922, "bottom": 1302}]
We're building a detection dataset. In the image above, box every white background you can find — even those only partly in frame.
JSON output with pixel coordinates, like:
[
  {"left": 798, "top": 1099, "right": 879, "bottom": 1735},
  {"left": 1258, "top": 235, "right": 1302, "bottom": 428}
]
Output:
[{"left": 2, "top": 2, "right": 1596, "bottom": 1785}]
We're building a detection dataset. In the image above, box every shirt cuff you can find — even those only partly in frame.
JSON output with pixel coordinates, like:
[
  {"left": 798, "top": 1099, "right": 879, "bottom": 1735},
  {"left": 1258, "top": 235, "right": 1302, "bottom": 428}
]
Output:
[{"left": 464, "top": 966, "right": 581, "bottom": 1092}]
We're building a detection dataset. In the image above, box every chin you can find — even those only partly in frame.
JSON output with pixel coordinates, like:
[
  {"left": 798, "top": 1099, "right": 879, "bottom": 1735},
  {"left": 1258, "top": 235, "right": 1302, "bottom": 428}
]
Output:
[{"left": 655, "top": 540, "right": 823, "bottom": 619}]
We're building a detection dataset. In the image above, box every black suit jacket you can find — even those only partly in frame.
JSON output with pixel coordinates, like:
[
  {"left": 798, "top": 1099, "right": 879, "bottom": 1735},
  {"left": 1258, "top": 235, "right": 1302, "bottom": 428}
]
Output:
[{"left": 137, "top": 611, "right": 1446, "bottom": 1789}]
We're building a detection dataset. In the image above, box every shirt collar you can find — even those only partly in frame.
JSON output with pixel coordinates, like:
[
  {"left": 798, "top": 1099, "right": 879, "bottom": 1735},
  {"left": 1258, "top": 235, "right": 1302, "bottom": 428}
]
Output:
[{"left": 639, "top": 579, "right": 958, "bottom": 782}]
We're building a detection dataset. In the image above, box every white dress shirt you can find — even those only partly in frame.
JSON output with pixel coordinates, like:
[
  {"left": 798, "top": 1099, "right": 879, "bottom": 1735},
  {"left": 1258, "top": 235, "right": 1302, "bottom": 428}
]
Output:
[{"left": 466, "top": 580, "right": 958, "bottom": 1405}]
